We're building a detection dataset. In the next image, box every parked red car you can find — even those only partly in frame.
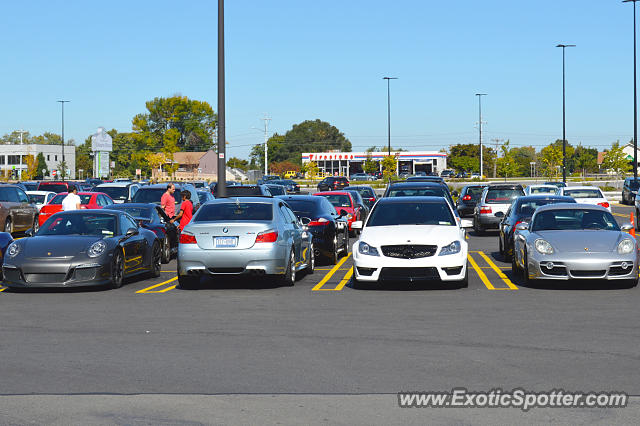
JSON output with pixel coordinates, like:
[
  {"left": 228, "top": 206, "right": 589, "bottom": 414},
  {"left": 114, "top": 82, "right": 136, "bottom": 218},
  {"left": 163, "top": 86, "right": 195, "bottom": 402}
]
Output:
[
  {"left": 313, "top": 191, "right": 364, "bottom": 236},
  {"left": 38, "top": 192, "right": 114, "bottom": 226}
]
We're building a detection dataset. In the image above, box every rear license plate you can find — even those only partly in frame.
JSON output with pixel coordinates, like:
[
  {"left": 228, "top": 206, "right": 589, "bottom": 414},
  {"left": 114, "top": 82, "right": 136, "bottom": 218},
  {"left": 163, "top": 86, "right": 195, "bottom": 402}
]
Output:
[{"left": 214, "top": 236, "right": 238, "bottom": 248}]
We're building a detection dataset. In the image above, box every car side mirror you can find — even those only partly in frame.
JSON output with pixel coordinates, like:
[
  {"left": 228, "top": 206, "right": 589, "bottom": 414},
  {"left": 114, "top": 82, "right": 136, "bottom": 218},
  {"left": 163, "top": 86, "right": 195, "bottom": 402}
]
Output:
[
  {"left": 495, "top": 211, "right": 504, "bottom": 218},
  {"left": 515, "top": 222, "right": 529, "bottom": 231},
  {"left": 621, "top": 223, "right": 634, "bottom": 232},
  {"left": 339, "top": 209, "right": 348, "bottom": 217},
  {"left": 351, "top": 221, "right": 363, "bottom": 230},
  {"left": 126, "top": 228, "right": 139, "bottom": 236},
  {"left": 25, "top": 228, "right": 34, "bottom": 237}
]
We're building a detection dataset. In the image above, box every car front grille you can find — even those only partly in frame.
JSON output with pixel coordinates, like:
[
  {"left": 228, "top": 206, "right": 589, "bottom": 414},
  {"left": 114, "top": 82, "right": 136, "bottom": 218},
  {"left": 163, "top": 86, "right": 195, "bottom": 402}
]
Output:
[
  {"left": 379, "top": 267, "right": 440, "bottom": 281},
  {"left": 381, "top": 245, "right": 437, "bottom": 259},
  {"left": 570, "top": 270, "right": 606, "bottom": 278},
  {"left": 24, "top": 273, "right": 67, "bottom": 283},
  {"left": 609, "top": 264, "right": 634, "bottom": 276}
]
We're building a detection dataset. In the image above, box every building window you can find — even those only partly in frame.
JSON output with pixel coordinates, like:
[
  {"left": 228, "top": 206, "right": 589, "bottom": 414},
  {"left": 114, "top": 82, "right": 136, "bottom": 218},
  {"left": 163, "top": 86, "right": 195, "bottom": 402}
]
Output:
[
  {"left": 47, "top": 155, "right": 50, "bottom": 161},
  {"left": 7, "top": 155, "right": 20, "bottom": 165},
  {"left": 54, "top": 155, "right": 58, "bottom": 161},
  {"left": 0, "top": 156, "right": 5, "bottom": 165}
]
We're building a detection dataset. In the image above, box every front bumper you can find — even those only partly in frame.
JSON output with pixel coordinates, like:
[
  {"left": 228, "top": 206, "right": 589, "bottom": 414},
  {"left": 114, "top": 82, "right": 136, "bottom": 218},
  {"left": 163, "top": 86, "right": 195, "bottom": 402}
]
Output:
[
  {"left": 2, "top": 260, "right": 112, "bottom": 288},
  {"left": 352, "top": 243, "right": 467, "bottom": 282},
  {"left": 527, "top": 253, "right": 638, "bottom": 281},
  {"left": 178, "top": 243, "right": 288, "bottom": 276}
]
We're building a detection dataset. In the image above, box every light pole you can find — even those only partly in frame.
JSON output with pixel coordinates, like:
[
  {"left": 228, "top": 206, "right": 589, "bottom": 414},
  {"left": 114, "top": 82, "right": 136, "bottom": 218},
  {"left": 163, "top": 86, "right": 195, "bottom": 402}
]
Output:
[
  {"left": 624, "top": 0, "right": 639, "bottom": 180},
  {"left": 475, "top": 94, "right": 487, "bottom": 178},
  {"left": 217, "top": 0, "right": 226, "bottom": 197},
  {"left": 556, "top": 44, "right": 575, "bottom": 183},
  {"left": 57, "top": 100, "right": 70, "bottom": 181},
  {"left": 383, "top": 77, "right": 398, "bottom": 156}
]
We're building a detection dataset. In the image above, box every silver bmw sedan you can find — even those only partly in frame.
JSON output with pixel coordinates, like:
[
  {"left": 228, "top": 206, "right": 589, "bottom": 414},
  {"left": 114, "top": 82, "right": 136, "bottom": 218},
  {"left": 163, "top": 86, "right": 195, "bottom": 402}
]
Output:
[{"left": 177, "top": 197, "right": 314, "bottom": 289}]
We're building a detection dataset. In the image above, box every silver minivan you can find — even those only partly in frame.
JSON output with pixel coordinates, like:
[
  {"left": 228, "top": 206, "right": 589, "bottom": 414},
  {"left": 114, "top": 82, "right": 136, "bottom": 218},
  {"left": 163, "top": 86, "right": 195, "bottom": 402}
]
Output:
[{"left": 473, "top": 184, "right": 524, "bottom": 234}]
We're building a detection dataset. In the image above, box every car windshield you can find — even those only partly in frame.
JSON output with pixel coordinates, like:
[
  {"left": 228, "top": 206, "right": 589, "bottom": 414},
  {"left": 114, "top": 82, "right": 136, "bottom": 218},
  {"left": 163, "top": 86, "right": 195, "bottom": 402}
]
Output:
[
  {"left": 349, "top": 187, "right": 375, "bottom": 197},
  {"left": 38, "top": 214, "right": 118, "bottom": 237},
  {"left": 194, "top": 202, "right": 273, "bottom": 222},
  {"left": 50, "top": 193, "right": 93, "bottom": 205},
  {"left": 98, "top": 186, "right": 128, "bottom": 200},
  {"left": 367, "top": 202, "right": 455, "bottom": 227},
  {"left": 529, "top": 186, "right": 556, "bottom": 194},
  {"left": 564, "top": 189, "right": 602, "bottom": 198},
  {"left": 283, "top": 200, "right": 320, "bottom": 217},
  {"left": 516, "top": 199, "right": 575, "bottom": 216},
  {"left": 388, "top": 187, "right": 447, "bottom": 197},
  {"left": 463, "top": 186, "right": 485, "bottom": 198},
  {"left": 485, "top": 188, "right": 523, "bottom": 204},
  {"left": 28, "top": 194, "right": 46, "bottom": 204},
  {"left": 133, "top": 188, "right": 181, "bottom": 204},
  {"left": 319, "top": 194, "right": 352, "bottom": 208},
  {"left": 531, "top": 209, "right": 619, "bottom": 231},
  {"left": 108, "top": 206, "right": 152, "bottom": 220}
]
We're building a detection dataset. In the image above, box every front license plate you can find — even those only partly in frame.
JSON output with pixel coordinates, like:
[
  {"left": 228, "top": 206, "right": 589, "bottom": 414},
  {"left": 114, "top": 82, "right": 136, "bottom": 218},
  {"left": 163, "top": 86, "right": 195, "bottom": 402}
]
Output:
[{"left": 214, "top": 236, "right": 238, "bottom": 248}]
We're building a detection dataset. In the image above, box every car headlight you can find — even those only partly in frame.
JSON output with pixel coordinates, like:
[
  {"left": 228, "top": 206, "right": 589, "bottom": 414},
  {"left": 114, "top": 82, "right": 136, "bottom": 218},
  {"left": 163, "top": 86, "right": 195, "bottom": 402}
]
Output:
[
  {"left": 88, "top": 241, "right": 107, "bottom": 258},
  {"left": 439, "top": 240, "right": 461, "bottom": 256},
  {"left": 358, "top": 241, "right": 379, "bottom": 256},
  {"left": 6, "top": 242, "right": 20, "bottom": 258},
  {"left": 534, "top": 239, "right": 554, "bottom": 254},
  {"left": 617, "top": 239, "right": 635, "bottom": 255}
]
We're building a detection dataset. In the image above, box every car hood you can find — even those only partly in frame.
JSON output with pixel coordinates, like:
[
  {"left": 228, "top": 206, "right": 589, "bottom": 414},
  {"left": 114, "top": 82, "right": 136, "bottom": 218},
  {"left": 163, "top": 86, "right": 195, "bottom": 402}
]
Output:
[
  {"left": 534, "top": 230, "right": 625, "bottom": 253},
  {"left": 20, "top": 236, "right": 104, "bottom": 258},
  {"left": 361, "top": 225, "right": 461, "bottom": 246}
]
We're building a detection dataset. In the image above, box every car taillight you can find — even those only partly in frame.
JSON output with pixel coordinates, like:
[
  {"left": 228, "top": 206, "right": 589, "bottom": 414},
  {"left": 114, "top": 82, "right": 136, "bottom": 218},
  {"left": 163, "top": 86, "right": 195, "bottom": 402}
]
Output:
[
  {"left": 179, "top": 233, "right": 197, "bottom": 244},
  {"left": 598, "top": 202, "right": 610, "bottom": 208},
  {"left": 308, "top": 218, "right": 329, "bottom": 226},
  {"left": 462, "top": 195, "right": 472, "bottom": 201},
  {"left": 255, "top": 230, "right": 278, "bottom": 243},
  {"left": 480, "top": 205, "right": 492, "bottom": 214}
]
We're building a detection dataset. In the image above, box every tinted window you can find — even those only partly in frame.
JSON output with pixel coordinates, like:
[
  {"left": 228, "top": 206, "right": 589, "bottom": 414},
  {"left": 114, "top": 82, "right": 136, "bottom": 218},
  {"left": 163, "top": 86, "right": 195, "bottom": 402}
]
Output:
[
  {"left": 29, "top": 194, "right": 46, "bottom": 204},
  {"left": 485, "top": 187, "right": 523, "bottom": 204},
  {"left": 319, "top": 194, "right": 352, "bottom": 208},
  {"left": 349, "top": 187, "right": 375, "bottom": 198},
  {"left": 529, "top": 186, "right": 557, "bottom": 194},
  {"left": 39, "top": 183, "right": 68, "bottom": 193},
  {"left": 563, "top": 188, "right": 603, "bottom": 198},
  {"left": 218, "top": 186, "right": 263, "bottom": 196},
  {"left": 39, "top": 213, "right": 117, "bottom": 237},
  {"left": 388, "top": 187, "right": 448, "bottom": 198},
  {"left": 17, "top": 189, "right": 29, "bottom": 203},
  {"left": 463, "top": 186, "right": 485, "bottom": 198},
  {"left": 97, "top": 186, "right": 129, "bottom": 201},
  {"left": 367, "top": 202, "right": 455, "bottom": 227},
  {"left": 283, "top": 200, "right": 321, "bottom": 217},
  {"left": 532, "top": 209, "right": 619, "bottom": 231},
  {"left": 194, "top": 203, "right": 273, "bottom": 222},
  {"left": 120, "top": 215, "right": 138, "bottom": 234},
  {"left": 516, "top": 199, "right": 575, "bottom": 216},
  {"left": 0, "top": 187, "right": 18, "bottom": 202},
  {"left": 50, "top": 193, "right": 93, "bottom": 205}
]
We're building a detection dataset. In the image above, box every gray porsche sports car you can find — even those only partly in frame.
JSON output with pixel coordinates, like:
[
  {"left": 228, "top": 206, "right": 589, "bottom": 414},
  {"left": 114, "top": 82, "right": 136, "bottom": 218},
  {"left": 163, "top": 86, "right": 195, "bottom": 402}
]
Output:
[
  {"left": 512, "top": 203, "right": 638, "bottom": 286},
  {"left": 2, "top": 210, "right": 162, "bottom": 289}
]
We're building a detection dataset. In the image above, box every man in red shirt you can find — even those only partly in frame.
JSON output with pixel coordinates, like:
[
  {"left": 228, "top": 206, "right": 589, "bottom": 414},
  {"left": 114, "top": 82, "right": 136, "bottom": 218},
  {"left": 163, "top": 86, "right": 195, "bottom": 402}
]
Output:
[
  {"left": 174, "top": 190, "right": 193, "bottom": 231},
  {"left": 161, "top": 184, "right": 176, "bottom": 220}
]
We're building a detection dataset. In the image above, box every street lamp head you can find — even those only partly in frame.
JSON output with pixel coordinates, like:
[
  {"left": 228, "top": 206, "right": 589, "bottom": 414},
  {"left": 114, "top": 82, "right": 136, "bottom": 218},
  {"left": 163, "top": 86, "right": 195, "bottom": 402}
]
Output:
[
  {"left": 475, "top": 93, "right": 487, "bottom": 96},
  {"left": 556, "top": 44, "right": 576, "bottom": 48},
  {"left": 623, "top": 0, "right": 639, "bottom": 4},
  {"left": 383, "top": 77, "right": 398, "bottom": 80}
]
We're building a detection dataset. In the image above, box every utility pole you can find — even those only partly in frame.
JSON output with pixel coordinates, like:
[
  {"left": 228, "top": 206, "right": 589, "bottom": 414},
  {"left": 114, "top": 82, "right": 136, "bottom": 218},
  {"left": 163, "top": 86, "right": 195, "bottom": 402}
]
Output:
[
  {"left": 624, "top": 0, "right": 639, "bottom": 180},
  {"left": 57, "top": 100, "right": 70, "bottom": 181},
  {"left": 492, "top": 138, "right": 503, "bottom": 178},
  {"left": 217, "top": 0, "right": 226, "bottom": 197},
  {"left": 383, "top": 77, "right": 398, "bottom": 156},
  {"left": 16, "top": 129, "right": 28, "bottom": 145},
  {"left": 556, "top": 44, "right": 575, "bottom": 183},
  {"left": 262, "top": 115, "right": 271, "bottom": 175},
  {"left": 476, "top": 94, "right": 487, "bottom": 178}
]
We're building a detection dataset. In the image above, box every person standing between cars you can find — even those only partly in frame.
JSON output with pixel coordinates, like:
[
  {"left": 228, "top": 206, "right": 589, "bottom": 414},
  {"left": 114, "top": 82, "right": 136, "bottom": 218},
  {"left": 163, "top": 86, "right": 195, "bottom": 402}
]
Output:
[
  {"left": 173, "top": 190, "right": 193, "bottom": 231},
  {"left": 161, "top": 184, "right": 176, "bottom": 219},
  {"left": 61, "top": 184, "right": 81, "bottom": 211}
]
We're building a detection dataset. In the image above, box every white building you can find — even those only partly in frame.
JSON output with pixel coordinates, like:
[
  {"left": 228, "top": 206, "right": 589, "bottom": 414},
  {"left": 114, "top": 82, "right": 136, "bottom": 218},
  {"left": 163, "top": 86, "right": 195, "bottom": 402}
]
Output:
[
  {"left": 0, "top": 144, "right": 76, "bottom": 179},
  {"left": 301, "top": 151, "right": 447, "bottom": 176}
]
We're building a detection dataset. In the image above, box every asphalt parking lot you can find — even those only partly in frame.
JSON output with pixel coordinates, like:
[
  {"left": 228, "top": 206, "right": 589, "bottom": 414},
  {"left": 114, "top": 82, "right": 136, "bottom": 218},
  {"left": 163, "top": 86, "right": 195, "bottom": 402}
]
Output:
[{"left": 1, "top": 202, "right": 639, "bottom": 423}]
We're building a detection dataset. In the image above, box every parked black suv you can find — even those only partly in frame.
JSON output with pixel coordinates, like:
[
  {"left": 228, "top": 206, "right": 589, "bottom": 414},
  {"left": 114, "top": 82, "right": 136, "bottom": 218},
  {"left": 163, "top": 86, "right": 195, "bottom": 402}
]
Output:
[
  {"left": 622, "top": 177, "right": 640, "bottom": 205},
  {"left": 317, "top": 176, "right": 349, "bottom": 191},
  {"left": 456, "top": 184, "right": 488, "bottom": 217}
]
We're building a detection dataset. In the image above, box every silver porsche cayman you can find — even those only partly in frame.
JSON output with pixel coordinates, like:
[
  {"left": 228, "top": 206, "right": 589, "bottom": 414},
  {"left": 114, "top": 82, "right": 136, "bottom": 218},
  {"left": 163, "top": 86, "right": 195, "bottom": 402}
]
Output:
[{"left": 512, "top": 203, "right": 638, "bottom": 286}]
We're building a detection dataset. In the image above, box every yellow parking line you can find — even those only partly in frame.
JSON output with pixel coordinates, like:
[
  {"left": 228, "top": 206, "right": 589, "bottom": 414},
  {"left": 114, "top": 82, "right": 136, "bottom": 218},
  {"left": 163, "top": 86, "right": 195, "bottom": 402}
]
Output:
[
  {"left": 136, "top": 277, "right": 178, "bottom": 293},
  {"left": 467, "top": 253, "right": 496, "bottom": 290},
  {"left": 333, "top": 267, "right": 354, "bottom": 291},
  {"left": 154, "top": 284, "right": 177, "bottom": 293},
  {"left": 478, "top": 251, "right": 518, "bottom": 290},
  {"left": 312, "top": 253, "right": 351, "bottom": 291},
  {"left": 0, "top": 287, "right": 6, "bottom": 292}
]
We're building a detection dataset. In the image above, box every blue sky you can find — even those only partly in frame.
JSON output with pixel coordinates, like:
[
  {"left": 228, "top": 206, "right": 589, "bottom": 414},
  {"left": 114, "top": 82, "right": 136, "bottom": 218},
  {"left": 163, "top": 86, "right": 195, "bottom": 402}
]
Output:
[{"left": 1, "top": 0, "right": 637, "bottom": 158}]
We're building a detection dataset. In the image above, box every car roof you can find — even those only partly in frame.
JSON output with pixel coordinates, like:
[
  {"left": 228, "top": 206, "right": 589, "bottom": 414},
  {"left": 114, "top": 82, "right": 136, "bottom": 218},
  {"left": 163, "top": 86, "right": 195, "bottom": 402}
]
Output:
[
  {"left": 376, "top": 196, "right": 450, "bottom": 204},
  {"left": 207, "top": 196, "right": 277, "bottom": 204},
  {"left": 26, "top": 190, "right": 56, "bottom": 195},
  {"left": 462, "top": 184, "right": 488, "bottom": 189},
  {"left": 314, "top": 191, "right": 352, "bottom": 196},
  {"left": 517, "top": 195, "right": 575, "bottom": 202},
  {"left": 535, "top": 202, "right": 607, "bottom": 212},
  {"left": 276, "top": 195, "right": 321, "bottom": 202},
  {"left": 346, "top": 185, "right": 374, "bottom": 190},
  {"left": 388, "top": 182, "right": 445, "bottom": 188},
  {"left": 96, "top": 182, "right": 136, "bottom": 187},
  {"left": 527, "top": 184, "right": 558, "bottom": 188},
  {"left": 562, "top": 186, "right": 601, "bottom": 191}
]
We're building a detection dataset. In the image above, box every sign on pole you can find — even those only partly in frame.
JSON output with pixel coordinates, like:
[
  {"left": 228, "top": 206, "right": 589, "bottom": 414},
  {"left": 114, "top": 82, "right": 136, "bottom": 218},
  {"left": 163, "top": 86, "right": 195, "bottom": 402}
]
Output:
[{"left": 91, "top": 128, "right": 113, "bottom": 152}]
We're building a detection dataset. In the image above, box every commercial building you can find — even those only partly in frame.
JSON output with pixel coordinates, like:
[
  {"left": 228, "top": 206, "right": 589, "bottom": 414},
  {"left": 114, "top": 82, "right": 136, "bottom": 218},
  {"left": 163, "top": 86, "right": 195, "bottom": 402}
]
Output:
[
  {"left": 301, "top": 151, "right": 448, "bottom": 176},
  {"left": 0, "top": 144, "right": 75, "bottom": 179}
]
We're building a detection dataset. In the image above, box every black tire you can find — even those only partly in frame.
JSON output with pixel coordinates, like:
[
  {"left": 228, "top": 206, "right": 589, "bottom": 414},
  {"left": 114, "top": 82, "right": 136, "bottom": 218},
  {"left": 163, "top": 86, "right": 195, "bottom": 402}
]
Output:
[
  {"left": 4, "top": 218, "right": 12, "bottom": 234},
  {"left": 109, "top": 250, "right": 125, "bottom": 289},
  {"left": 277, "top": 249, "right": 296, "bottom": 287},
  {"left": 352, "top": 274, "right": 367, "bottom": 290},
  {"left": 161, "top": 236, "right": 171, "bottom": 264},
  {"left": 511, "top": 252, "right": 521, "bottom": 278},
  {"left": 306, "top": 244, "right": 315, "bottom": 275},
  {"left": 178, "top": 274, "right": 199, "bottom": 289},
  {"left": 149, "top": 242, "right": 162, "bottom": 278},
  {"left": 342, "top": 232, "right": 349, "bottom": 255},
  {"left": 473, "top": 217, "right": 484, "bottom": 235},
  {"left": 329, "top": 235, "right": 339, "bottom": 264},
  {"left": 522, "top": 250, "right": 531, "bottom": 285}
]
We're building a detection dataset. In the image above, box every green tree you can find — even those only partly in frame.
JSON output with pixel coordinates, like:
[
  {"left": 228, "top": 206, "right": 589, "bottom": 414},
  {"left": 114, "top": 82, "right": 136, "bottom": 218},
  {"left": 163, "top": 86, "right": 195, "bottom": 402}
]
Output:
[
  {"left": 363, "top": 153, "right": 378, "bottom": 174},
  {"left": 511, "top": 146, "right": 536, "bottom": 177},
  {"left": 447, "top": 143, "right": 495, "bottom": 175},
  {"left": 305, "top": 161, "right": 319, "bottom": 179},
  {"left": 227, "top": 157, "right": 249, "bottom": 171},
  {"left": 35, "top": 153, "right": 48, "bottom": 179},
  {"left": 76, "top": 136, "right": 93, "bottom": 178},
  {"left": 602, "top": 141, "right": 631, "bottom": 185},
  {"left": 132, "top": 95, "right": 217, "bottom": 152},
  {"left": 381, "top": 154, "right": 398, "bottom": 181},
  {"left": 539, "top": 143, "right": 563, "bottom": 180},
  {"left": 162, "top": 128, "right": 181, "bottom": 178},
  {"left": 496, "top": 141, "right": 521, "bottom": 179},
  {"left": 570, "top": 145, "right": 598, "bottom": 176}
]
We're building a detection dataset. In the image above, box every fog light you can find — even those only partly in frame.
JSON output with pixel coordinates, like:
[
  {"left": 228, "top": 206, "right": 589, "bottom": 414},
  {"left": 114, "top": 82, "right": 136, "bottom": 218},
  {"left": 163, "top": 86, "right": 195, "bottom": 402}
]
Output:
[
  {"left": 622, "top": 262, "right": 629, "bottom": 269},
  {"left": 545, "top": 262, "right": 554, "bottom": 269}
]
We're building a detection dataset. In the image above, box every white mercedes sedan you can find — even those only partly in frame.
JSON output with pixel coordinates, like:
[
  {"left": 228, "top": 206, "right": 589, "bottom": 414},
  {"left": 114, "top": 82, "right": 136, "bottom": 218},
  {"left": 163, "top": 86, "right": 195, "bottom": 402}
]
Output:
[{"left": 351, "top": 196, "right": 470, "bottom": 288}]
